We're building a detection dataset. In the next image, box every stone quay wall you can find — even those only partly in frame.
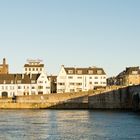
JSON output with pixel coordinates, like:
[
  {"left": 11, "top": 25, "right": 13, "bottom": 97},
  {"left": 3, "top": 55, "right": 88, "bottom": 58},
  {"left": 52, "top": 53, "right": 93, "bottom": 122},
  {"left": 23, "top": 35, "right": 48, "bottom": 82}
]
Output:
[{"left": 0, "top": 85, "right": 140, "bottom": 110}]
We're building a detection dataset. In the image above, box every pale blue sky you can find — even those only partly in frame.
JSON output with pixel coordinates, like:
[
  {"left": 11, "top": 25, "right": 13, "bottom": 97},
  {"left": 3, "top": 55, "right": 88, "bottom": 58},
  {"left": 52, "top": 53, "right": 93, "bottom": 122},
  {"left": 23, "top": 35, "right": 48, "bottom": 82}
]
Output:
[{"left": 0, "top": 0, "right": 140, "bottom": 76}]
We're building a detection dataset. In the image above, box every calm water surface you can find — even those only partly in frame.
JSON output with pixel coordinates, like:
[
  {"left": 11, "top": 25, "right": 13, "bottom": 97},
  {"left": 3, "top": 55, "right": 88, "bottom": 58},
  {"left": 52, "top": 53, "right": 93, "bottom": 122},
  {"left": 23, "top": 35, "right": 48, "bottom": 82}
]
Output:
[{"left": 0, "top": 110, "right": 140, "bottom": 140}]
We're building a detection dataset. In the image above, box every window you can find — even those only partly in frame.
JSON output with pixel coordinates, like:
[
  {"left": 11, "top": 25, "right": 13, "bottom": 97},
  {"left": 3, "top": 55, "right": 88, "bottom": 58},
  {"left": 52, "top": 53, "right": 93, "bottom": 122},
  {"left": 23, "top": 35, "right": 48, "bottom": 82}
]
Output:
[
  {"left": 33, "top": 68, "right": 35, "bottom": 71},
  {"left": 31, "top": 91, "right": 35, "bottom": 95},
  {"left": 5, "top": 86, "right": 8, "bottom": 90},
  {"left": 68, "top": 70, "right": 73, "bottom": 74},
  {"left": 77, "top": 70, "right": 82, "bottom": 74},
  {"left": 89, "top": 77, "right": 92, "bottom": 79},
  {"left": 18, "top": 86, "right": 21, "bottom": 89},
  {"left": 58, "top": 83, "right": 65, "bottom": 86},
  {"left": 17, "top": 80, "right": 21, "bottom": 84},
  {"left": 10, "top": 92, "right": 13, "bottom": 96},
  {"left": 25, "top": 68, "right": 27, "bottom": 71},
  {"left": 97, "top": 70, "right": 102, "bottom": 74},
  {"left": 69, "top": 83, "right": 75, "bottom": 86},
  {"left": 31, "top": 80, "right": 36, "bottom": 84},
  {"left": 95, "top": 77, "right": 98, "bottom": 79},
  {"left": 36, "top": 68, "right": 38, "bottom": 71},
  {"left": 70, "top": 89, "right": 75, "bottom": 92},
  {"left": 132, "top": 71, "right": 138, "bottom": 75},
  {"left": 77, "top": 77, "right": 82, "bottom": 79},
  {"left": 89, "top": 82, "right": 92, "bottom": 84},
  {"left": 38, "top": 81, "right": 43, "bottom": 84},
  {"left": 76, "top": 83, "right": 82, "bottom": 86},
  {"left": 88, "top": 70, "right": 93, "bottom": 74},
  {"left": 29, "top": 68, "right": 31, "bottom": 71},
  {"left": 40, "top": 68, "right": 42, "bottom": 71},
  {"left": 94, "top": 82, "right": 98, "bottom": 84},
  {"left": 76, "top": 88, "right": 82, "bottom": 92},
  {"left": 68, "top": 76, "right": 73, "bottom": 79},
  {"left": 38, "top": 86, "right": 43, "bottom": 89},
  {"left": 32, "top": 86, "right": 35, "bottom": 89},
  {"left": 10, "top": 86, "right": 14, "bottom": 90}
]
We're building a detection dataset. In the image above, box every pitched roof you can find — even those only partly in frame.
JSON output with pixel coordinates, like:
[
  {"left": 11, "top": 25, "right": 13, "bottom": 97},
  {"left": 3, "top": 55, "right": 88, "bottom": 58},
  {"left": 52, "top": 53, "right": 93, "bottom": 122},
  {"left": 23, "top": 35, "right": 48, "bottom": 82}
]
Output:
[
  {"left": 64, "top": 67, "right": 106, "bottom": 75},
  {"left": 24, "top": 64, "right": 44, "bottom": 67},
  {"left": 125, "top": 67, "right": 140, "bottom": 75},
  {"left": 0, "top": 73, "right": 41, "bottom": 84},
  {"left": 0, "top": 74, "right": 16, "bottom": 84}
]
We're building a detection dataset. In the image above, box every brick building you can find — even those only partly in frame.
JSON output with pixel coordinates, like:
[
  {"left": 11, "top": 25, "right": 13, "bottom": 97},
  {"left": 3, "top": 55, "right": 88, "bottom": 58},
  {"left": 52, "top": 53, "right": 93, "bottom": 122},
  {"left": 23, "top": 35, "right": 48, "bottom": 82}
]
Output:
[
  {"left": 116, "top": 67, "right": 140, "bottom": 86},
  {"left": 0, "top": 58, "right": 9, "bottom": 74}
]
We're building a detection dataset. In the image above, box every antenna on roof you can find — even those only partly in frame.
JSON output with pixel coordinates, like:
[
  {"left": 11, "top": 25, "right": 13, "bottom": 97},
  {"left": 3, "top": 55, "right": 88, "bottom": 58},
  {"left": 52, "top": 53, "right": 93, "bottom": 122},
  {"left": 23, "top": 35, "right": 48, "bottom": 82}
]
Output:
[{"left": 27, "top": 59, "right": 43, "bottom": 63}]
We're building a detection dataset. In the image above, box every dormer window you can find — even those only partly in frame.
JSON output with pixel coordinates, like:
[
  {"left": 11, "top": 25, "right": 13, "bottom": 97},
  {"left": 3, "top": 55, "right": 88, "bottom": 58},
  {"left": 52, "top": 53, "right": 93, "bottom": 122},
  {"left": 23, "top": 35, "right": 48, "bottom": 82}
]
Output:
[
  {"left": 68, "top": 70, "right": 73, "bottom": 74},
  {"left": 31, "top": 80, "right": 36, "bottom": 84},
  {"left": 77, "top": 70, "right": 82, "bottom": 74},
  {"left": 97, "top": 70, "right": 102, "bottom": 74},
  {"left": 132, "top": 71, "right": 138, "bottom": 75},
  {"left": 88, "top": 70, "right": 93, "bottom": 74},
  {"left": 17, "top": 80, "right": 21, "bottom": 84}
]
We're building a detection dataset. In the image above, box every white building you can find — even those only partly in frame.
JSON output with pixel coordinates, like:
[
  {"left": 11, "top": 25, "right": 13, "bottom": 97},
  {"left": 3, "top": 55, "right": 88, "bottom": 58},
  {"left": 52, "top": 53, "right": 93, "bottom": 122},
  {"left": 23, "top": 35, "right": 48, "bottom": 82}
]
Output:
[
  {"left": 0, "top": 59, "right": 51, "bottom": 98},
  {"left": 24, "top": 59, "right": 45, "bottom": 74},
  {"left": 57, "top": 65, "right": 107, "bottom": 93},
  {"left": 0, "top": 72, "right": 50, "bottom": 98}
]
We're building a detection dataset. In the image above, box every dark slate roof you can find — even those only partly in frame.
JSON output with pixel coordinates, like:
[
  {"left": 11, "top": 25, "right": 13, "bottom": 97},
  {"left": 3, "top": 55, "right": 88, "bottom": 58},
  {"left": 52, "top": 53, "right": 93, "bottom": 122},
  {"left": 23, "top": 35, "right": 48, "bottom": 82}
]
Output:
[
  {"left": 125, "top": 67, "right": 140, "bottom": 75},
  {"left": 0, "top": 74, "right": 16, "bottom": 84},
  {"left": 116, "top": 66, "right": 140, "bottom": 78},
  {"left": 31, "top": 74, "right": 40, "bottom": 80},
  {"left": 24, "top": 64, "right": 44, "bottom": 67},
  {"left": 64, "top": 67, "right": 106, "bottom": 75},
  {"left": 116, "top": 70, "right": 126, "bottom": 78},
  {"left": 0, "top": 73, "right": 41, "bottom": 84}
]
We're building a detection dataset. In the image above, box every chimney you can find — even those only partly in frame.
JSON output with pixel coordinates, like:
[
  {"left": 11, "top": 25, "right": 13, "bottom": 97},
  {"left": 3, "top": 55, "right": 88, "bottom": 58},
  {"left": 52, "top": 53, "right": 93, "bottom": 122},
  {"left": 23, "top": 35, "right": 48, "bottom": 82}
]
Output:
[
  {"left": 30, "top": 73, "right": 32, "bottom": 79},
  {"left": 61, "top": 65, "right": 64, "bottom": 68},
  {"left": 3, "top": 58, "right": 6, "bottom": 65},
  {"left": 22, "top": 74, "right": 24, "bottom": 79}
]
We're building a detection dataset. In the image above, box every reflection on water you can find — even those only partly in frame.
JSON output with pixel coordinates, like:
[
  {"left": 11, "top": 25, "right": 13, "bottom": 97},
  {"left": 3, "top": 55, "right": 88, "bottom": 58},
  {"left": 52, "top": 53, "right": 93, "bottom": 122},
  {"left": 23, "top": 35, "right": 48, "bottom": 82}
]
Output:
[{"left": 0, "top": 110, "right": 140, "bottom": 140}]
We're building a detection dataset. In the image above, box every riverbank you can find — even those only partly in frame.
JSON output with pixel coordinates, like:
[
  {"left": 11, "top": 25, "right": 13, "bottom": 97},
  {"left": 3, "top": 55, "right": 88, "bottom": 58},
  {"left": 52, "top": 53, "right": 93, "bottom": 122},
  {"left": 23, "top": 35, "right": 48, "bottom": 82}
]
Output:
[{"left": 0, "top": 85, "right": 139, "bottom": 110}]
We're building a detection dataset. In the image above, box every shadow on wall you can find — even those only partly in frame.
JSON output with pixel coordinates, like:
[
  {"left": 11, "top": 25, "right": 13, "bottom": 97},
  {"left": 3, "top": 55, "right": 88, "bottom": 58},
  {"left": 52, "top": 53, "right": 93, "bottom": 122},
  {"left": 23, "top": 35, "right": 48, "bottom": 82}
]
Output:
[{"left": 132, "top": 93, "right": 139, "bottom": 111}]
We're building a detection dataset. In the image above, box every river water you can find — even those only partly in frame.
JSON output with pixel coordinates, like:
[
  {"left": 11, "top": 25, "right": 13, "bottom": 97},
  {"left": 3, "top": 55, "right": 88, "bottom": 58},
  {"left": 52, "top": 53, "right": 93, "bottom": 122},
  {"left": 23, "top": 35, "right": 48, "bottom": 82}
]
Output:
[{"left": 0, "top": 110, "right": 140, "bottom": 140}]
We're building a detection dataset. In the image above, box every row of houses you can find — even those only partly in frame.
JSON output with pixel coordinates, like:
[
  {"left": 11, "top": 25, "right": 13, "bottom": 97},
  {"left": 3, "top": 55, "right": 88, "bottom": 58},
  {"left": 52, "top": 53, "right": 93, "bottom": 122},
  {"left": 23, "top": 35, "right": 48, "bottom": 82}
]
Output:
[{"left": 0, "top": 58, "right": 107, "bottom": 97}]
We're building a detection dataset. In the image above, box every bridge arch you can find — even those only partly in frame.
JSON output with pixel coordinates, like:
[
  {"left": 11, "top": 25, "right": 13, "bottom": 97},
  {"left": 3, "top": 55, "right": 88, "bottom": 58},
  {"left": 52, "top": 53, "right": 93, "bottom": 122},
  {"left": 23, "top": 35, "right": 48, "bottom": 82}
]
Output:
[{"left": 132, "top": 92, "right": 140, "bottom": 111}]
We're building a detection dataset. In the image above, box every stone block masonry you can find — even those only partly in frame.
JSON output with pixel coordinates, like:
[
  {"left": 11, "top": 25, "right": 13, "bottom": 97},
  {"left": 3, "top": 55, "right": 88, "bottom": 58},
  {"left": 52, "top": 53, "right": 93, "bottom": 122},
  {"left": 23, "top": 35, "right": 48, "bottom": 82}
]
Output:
[{"left": 0, "top": 85, "right": 139, "bottom": 110}]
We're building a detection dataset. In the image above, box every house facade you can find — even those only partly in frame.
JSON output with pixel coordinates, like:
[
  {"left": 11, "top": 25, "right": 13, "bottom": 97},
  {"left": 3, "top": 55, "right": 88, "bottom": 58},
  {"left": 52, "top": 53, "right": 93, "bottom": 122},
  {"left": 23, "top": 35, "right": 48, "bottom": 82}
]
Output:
[
  {"left": 0, "top": 59, "right": 51, "bottom": 98},
  {"left": 24, "top": 59, "right": 45, "bottom": 74},
  {"left": 0, "top": 72, "right": 50, "bottom": 98},
  {"left": 116, "top": 67, "right": 140, "bottom": 86},
  {"left": 57, "top": 65, "right": 107, "bottom": 93}
]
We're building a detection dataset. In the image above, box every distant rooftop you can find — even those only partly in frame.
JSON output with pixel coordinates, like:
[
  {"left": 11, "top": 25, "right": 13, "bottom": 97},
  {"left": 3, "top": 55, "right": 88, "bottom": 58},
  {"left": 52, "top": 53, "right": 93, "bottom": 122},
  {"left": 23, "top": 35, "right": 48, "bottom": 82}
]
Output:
[{"left": 24, "top": 59, "right": 44, "bottom": 67}]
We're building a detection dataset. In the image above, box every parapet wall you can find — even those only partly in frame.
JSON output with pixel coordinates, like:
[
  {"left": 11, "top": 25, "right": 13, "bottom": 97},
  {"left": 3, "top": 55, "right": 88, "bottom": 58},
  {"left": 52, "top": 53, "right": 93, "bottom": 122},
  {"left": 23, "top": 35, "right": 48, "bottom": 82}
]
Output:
[{"left": 0, "top": 92, "right": 89, "bottom": 109}]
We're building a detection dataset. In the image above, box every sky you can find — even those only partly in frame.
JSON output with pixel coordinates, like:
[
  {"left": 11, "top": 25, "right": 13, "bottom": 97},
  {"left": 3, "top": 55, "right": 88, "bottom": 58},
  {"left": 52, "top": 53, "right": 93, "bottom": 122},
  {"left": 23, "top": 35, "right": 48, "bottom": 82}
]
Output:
[{"left": 0, "top": 0, "right": 140, "bottom": 76}]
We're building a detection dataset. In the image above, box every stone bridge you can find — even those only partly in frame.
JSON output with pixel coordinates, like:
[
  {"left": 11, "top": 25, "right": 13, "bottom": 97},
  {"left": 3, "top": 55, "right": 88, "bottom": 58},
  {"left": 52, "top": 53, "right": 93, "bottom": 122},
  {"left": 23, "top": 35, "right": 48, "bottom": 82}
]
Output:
[{"left": 89, "top": 85, "right": 140, "bottom": 111}]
